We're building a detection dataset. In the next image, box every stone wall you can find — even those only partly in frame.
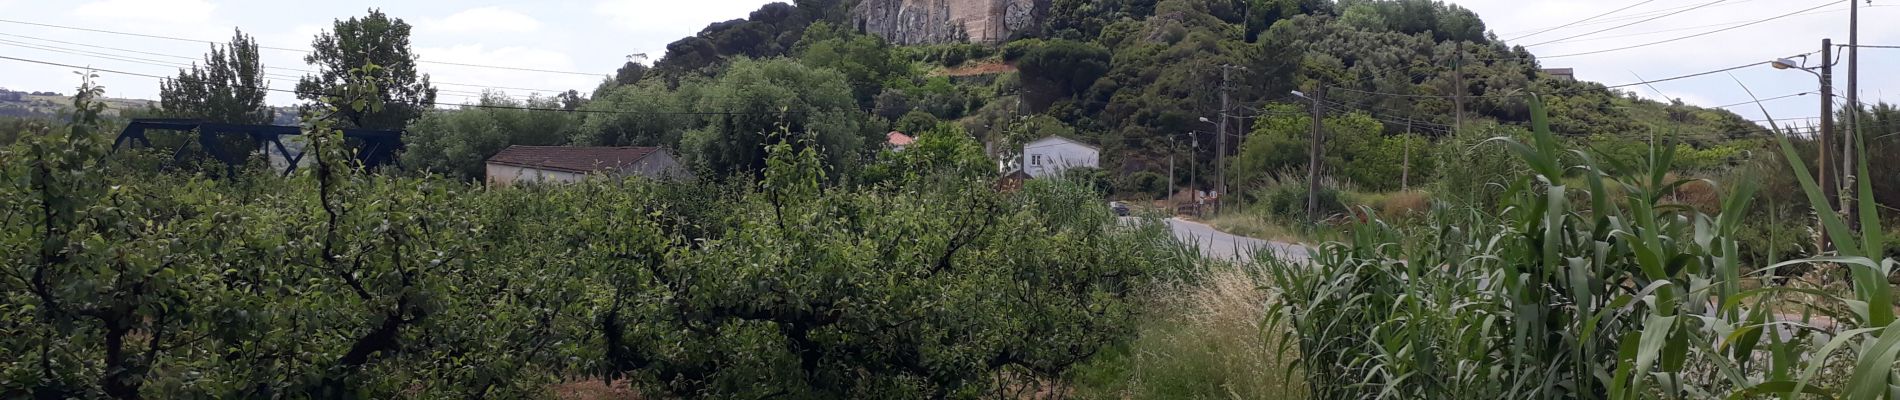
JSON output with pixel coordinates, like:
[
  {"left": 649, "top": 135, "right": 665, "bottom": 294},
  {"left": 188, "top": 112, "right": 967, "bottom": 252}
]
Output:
[{"left": 850, "top": 0, "right": 1045, "bottom": 45}]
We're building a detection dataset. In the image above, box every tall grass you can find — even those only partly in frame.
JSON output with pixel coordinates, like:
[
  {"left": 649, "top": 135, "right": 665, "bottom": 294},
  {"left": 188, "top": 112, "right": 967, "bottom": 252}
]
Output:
[
  {"left": 1072, "top": 262, "right": 1303, "bottom": 399},
  {"left": 1263, "top": 94, "right": 1898, "bottom": 399}
]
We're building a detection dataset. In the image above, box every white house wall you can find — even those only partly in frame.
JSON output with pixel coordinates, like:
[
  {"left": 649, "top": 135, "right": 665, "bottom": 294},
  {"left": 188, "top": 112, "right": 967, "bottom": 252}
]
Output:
[
  {"left": 1023, "top": 141, "right": 1099, "bottom": 178},
  {"left": 485, "top": 164, "right": 586, "bottom": 186}
]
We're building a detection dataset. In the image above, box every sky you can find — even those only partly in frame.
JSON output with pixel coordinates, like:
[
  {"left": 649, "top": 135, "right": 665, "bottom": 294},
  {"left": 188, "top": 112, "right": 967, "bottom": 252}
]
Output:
[{"left": 0, "top": 0, "right": 1891, "bottom": 126}]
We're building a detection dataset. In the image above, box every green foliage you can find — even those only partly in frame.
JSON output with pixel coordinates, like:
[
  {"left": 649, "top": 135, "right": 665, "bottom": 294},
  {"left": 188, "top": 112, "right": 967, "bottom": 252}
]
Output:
[
  {"left": 1333, "top": 0, "right": 1486, "bottom": 42},
  {"left": 1265, "top": 95, "right": 1900, "bottom": 399},
  {"left": 1231, "top": 105, "right": 1410, "bottom": 191},
  {"left": 157, "top": 28, "right": 273, "bottom": 170},
  {"left": 653, "top": 1, "right": 843, "bottom": 77},
  {"left": 796, "top": 21, "right": 912, "bottom": 106},
  {"left": 2, "top": 72, "right": 1192, "bottom": 399},
  {"left": 160, "top": 28, "right": 272, "bottom": 125},
  {"left": 1060, "top": 167, "right": 1114, "bottom": 195},
  {"left": 402, "top": 94, "right": 581, "bottom": 180},
  {"left": 1432, "top": 120, "right": 1527, "bottom": 208},
  {"left": 576, "top": 80, "right": 701, "bottom": 148},
  {"left": 295, "top": 9, "right": 436, "bottom": 130},
  {"left": 679, "top": 58, "right": 870, "bottom": 179},
  {"left": 860, "top": 123, "right": 994, "bottom": 185},
  {"left": 1014, "top": 39, "right": 1111, "bottom": 100},
  {"left": 894, "top": 109, "right": 939, "bottom": 134},
  {"left": 1251, "top": 176, "right": 1344, "bottom": 221}
]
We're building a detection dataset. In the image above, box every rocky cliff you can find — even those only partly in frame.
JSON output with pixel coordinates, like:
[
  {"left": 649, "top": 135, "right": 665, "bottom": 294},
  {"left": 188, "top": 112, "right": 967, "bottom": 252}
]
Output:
[{"left": 850, "top": 0, "right": 1046, "bottom": 45}]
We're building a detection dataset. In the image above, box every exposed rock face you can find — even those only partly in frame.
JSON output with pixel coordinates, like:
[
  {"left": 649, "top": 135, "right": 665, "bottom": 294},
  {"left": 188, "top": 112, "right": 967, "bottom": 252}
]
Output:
[{"left": 851, "top": 0, "right": 1046, "bottom": 45}]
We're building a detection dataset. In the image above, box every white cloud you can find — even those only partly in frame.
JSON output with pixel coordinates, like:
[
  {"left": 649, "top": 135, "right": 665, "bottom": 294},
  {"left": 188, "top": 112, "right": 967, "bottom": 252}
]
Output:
[
  {"left": 420, "top": 7, "right": 542, "bottom": 34},
  {"left": 594, "top": 0, "right": 763, "bottom": 34},
  {"left": 415, "top": 45, "right": 598, "bottom": 103},
  {"left": 71, "top": 0, "right": 216, "bottom": 23}
]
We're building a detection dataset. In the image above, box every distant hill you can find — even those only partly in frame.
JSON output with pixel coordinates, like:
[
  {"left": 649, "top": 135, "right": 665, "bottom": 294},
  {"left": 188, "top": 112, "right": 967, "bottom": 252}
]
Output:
[{"left": 0, "top": 88, "right": 155, "bottom": 119}]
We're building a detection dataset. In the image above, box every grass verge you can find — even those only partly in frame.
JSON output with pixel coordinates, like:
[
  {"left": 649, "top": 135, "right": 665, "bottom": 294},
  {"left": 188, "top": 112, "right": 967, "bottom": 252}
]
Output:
[{"left": 1069, "top": 263, "right": 1303, "bottom": 399}]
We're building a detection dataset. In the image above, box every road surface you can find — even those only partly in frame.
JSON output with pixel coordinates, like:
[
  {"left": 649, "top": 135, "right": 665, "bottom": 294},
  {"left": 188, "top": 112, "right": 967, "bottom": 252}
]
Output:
[{"left": 1161, "top": 218, "right": 1307, "bottom": 263}]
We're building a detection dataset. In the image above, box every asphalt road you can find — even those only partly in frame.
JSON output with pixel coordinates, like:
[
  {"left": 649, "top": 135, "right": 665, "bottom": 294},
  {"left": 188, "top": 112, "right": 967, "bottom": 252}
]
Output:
[{"left": 1161, "top": 218, "right": 1307, "bottom": 263}]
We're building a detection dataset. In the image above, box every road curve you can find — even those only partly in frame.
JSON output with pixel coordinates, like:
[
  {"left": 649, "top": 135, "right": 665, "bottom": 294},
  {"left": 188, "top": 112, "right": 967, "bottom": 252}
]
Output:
[{"left": 1161, "top": 218, "right": 1308, "bottom": 263}]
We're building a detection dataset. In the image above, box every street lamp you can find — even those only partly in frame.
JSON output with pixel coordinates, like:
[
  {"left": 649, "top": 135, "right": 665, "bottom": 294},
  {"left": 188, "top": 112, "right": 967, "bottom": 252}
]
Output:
[{"left": 1768, "top": 42, "right": 1840, "bottom": 251}]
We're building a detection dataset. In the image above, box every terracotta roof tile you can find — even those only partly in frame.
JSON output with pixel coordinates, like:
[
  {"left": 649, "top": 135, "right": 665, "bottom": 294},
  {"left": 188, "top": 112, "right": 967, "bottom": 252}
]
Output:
[
  {"left": 887, "top": 131, "right": 915, "bottom": 146},
  {"left": 486, "top": 146, "right": 663, "bottom": 174}
]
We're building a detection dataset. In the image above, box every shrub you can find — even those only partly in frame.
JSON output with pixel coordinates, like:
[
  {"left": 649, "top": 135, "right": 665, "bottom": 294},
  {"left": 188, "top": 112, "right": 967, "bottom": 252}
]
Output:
[
  {"left": 1253, "top": 179, "right": 1344, "bottom": 221},
  {"left": 1377, "top": 190, "right": 1431, "bottom": 219}
]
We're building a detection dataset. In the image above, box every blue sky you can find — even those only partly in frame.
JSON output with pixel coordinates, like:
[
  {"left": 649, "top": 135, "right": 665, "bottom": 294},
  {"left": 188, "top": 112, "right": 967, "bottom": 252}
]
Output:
[{"left": 0, "top": 0, "right": 1891, "bottom": 127}]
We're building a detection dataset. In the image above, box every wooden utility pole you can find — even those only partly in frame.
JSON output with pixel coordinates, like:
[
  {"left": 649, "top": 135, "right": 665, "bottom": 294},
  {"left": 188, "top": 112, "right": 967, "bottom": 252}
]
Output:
[
  {"left": 1454, "top": 42, "right": 1467, "bottom": 134},
  {"left": 1402, "top": 121, "right": 1412, "bottom": 191},
  {"left": 1217, "top": 66, "right": 1231, "bottom": 215},
  {"left": 1307, "top": 88, "right": 1325, "bottom": 221},
  {"left": 1821, "top": 38, "right": 1838, "bottom": 250},
  {"left": 1845, "top": 0, "right": 1861, "bottom": 230},
  {"left": 1215, "top": 65, "right": 1246, "bottom": 215},
  {"left": 1189, "top": 131, "right": 1199, "bottom": 216}
]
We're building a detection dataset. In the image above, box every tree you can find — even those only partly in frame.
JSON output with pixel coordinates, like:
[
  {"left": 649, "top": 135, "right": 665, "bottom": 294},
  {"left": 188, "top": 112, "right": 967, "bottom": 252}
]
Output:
[
  {"left": 576, "top": 80, "right": 698, "bottom": 148},
  {"left": 160, "top": 29, "right": 271, "bottom": 125},
  {"left": 402, "top": 94, "right": 581, "bottom": 180},
  {"left": 613, "top": 61, "right": 650, "bottom": 86},
  {"left": 159, "top": 29, "right": 273, "bottom": 169},
  {"left": 795, "top": 21, "right": 910, "bottom": 107},
  {"left": 1230, "top": 105, "right": 1396, "bottom": 191},
  {"left": 1015, "top": 40, "right": 1111, "bottom": 102},
  {"left": 680, "top": 58, "right": 870, "bottom": 179},
  {"left": 295, "top": 9, "right": 436, "bottom": 131}
]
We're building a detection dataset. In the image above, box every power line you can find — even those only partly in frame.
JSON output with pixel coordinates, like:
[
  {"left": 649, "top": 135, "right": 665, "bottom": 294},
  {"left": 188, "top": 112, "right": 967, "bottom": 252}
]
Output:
[
  {"left": 0, "top": 34, "right": 584, "bottom": 95},
  {"left": 1506, "top": 0, "right": 1660, "bottom": 42},
  {"left": 1327, "top": 55, "right": 1805, "bottom": 100},
  {"left": 1540, "top": 0, "right": 1845, "bottom": 59},
  {"left": 0, "top": 55, "right": 802, "bottom": 117},
  {"left": 0, "top": 18, "right": 603, "bottom": 77},
  {"left": 0, "top": 41, "right": 531, "bottom": 100},
  {"left": 1523, "top": 0, "right": 1733, "bottom": 47},
  {"left": 1498, "top": 0, "right": 1769, "bottom": 37},
  {"left": 1536, "top": 6, "right": 1851, "bottom": 45},
  {"left": 1711, "top": 92, "right": 1813, "bottom": 109}
]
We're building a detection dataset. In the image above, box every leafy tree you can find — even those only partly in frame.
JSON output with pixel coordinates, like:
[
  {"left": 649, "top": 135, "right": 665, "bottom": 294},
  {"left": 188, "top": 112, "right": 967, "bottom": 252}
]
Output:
[
  {"left": 894, "top": 109, "right": 939, "bottom": 135},
  {"left": 795, "top": 21, "right": 910, "bottom": 107},
  {"left": 680, "top": 58, "right": 870, "bottom": 179},
  {"left": 295, "top": 9, "right": 437, "bottom": 130},
  {"left": 401, "top": 94, "right": 580, "bottom": 180},
  {"left": 158, "top": 29, "right": 273, "bottom": 169},
  {"left": 1230, "top": 104, "right": 1406, "bottom": 191},
  {"left": 860, "top": 123, "right": 993, "bottom": 185},
  {"left": 160, "top": 29, "right": 272, "bottom": 125},
  {"left": 576, "top": 80, "right": 702, "bottom": 148},
  {"left": 613, "top": 61, "right": 650, "bottom": 86},
  {"left": 1015, "top": 39, "right": 1111, "bottom": 102}
]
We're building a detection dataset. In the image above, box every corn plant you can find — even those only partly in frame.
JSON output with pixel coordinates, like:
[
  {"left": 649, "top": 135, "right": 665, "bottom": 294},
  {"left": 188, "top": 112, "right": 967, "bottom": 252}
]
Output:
[{"left": 1265, "top": 93, "right": 1899, "bottom": 399}]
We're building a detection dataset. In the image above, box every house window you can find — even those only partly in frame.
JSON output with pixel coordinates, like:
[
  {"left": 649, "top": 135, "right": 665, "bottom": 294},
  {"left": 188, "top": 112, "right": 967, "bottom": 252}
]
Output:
[{"left": 1031, "top": 154, "right": 1043, "bottom": 166}]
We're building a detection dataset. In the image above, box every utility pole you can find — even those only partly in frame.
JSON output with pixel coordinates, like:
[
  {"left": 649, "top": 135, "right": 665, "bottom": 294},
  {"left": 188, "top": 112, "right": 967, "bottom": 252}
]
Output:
[
  {"left": 1402, "top": 121, "right": 1412, "bottom": 191},
  {"left": 1454, "top": 42, "right": 1467, "bottom": 134},
  {"left": 1189, "top": 131, "right": 1199, "bottom": 217},
  {"left": 1845, "top": 0, "right": 1862, "bottom": 231},
  {"left": 1821, "top": 38, "right": 1838, "bottom": 250},
  {"left": 1169, "top": 136, "right": 1177, "bottom": 214},
  {"left": 1307, "top": 88, "right": 1325, "bottom": 221},
  {"left": 1216, "top": 65, "right": 1245, "bottom": 215}
]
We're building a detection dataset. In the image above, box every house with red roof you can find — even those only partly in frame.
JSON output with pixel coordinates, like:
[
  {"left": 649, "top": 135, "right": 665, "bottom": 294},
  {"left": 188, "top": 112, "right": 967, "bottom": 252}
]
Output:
[{"left": 887, "top": 131, "right": 915, "bottom": 151}]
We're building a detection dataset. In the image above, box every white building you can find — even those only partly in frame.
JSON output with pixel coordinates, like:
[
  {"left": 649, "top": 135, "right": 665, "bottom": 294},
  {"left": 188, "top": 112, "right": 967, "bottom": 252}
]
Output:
[
  {"left": 485, "top": 146, "right": 691, "bottom": 186},
  {"left": 1021, "top": 136, "right": 1100, "bottom": 178}
]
